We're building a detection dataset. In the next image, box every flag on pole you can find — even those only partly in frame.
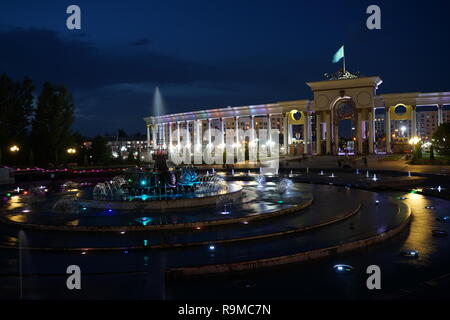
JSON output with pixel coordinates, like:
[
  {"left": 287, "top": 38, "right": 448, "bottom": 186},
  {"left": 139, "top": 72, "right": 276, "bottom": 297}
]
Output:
[{"left": 332, "top": 45, "right": 345, "bottom": 63}]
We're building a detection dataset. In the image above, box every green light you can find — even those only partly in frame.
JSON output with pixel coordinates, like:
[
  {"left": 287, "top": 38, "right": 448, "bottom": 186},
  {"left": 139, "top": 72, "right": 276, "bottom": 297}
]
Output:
[
  {"left": 6, "top": 193, "right": 11, "bottom": 197},
  {"left": 277, "top": 200, "right": 284, "bottom": 204}
]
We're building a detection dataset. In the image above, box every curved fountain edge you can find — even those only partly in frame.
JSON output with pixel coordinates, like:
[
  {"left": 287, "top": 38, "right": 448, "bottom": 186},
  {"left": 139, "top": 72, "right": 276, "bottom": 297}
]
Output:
[
  {"left": 0, "top": 198, "right": 314, "bottom": 233},
  {"left": 165, "top": 201, "right": 412, "bottom": 279},
  {"left": 0, "top": 199, "right": 361, "bottom": 251}
]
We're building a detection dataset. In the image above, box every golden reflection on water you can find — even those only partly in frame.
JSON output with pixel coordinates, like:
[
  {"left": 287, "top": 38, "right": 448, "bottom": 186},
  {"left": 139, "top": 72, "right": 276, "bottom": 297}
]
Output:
[
  {"left": 66, "top": 220, "right": 80, "bottom": 226},
  {"left": 401, "top": 192, "right": 436, "bottom": 259},
  {"left": 6, "top": 196, "right": 25, "bottom": 210},
  {"left": 7, "top": 213, "right": 27, "bottom": 223}
]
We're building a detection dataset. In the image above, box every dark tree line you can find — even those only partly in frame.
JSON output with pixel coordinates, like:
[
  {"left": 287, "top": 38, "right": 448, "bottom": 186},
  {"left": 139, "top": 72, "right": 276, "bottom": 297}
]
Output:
[{"left": 0, "top": 74, "right": 76, "bottom": 167}]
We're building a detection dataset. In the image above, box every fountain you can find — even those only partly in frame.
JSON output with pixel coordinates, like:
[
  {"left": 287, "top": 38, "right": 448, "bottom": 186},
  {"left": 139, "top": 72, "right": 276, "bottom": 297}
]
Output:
[
  {"left": 408, "top": 171, "right": 411, "bottom": 177},
  {"left": 306, "top": 167, "right": 309, "bottom": 173},
  {"left": 319, "top": 170, "right": 324, "bottom": 176},
  {"left": 88, "top": 87, "right": 241, "bottom": 209},
  {"left": 231, "top": 169, "right": 235, "bottom": 176},
  {"left": 255, "top": 174, "right": 266, "bottom": 186},
  {"left": 372, "top": 174, "right": 378, "bottom": 182},
  {"left": 277, "top": 179, "right": 293, "bottom": 203},
  {"left": 289, "top": 170, "right": 293, "bottom": 178},
  {"left": 366, "top": 171, "right": 370, "bottom": 178},
  {"left": 330, "top": 173, "right": 335, "bottom": 178},
  {"left": 355, "top": 169, "right": 359, "bottom": 175}
]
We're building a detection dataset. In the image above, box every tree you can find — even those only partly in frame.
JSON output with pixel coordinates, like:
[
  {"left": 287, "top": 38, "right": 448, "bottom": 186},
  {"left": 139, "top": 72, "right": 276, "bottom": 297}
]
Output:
[
  {"left": 90, "top": 135, "right": 111, "bottom": 165},
  {"left": 31, "top": 82, "right": 74, "bottom": 166},
  {"left": 432, "top": 123, "right": 450, "bottom": 155},
  {"left": 0, "top": 74, "right": 34, "bottom": 165}
]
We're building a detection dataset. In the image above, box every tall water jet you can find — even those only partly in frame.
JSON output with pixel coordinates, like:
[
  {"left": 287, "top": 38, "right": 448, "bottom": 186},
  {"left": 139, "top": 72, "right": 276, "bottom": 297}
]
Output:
[
  {"left": 152, "top": 87, "right": 166, "bottom": 146},
  {"left": 408, "top": 170, "right": 411, "bottom": 177},
  {"left": 355, "top": 169, "right": 359, "bottom": 175},
  {"left": 366, "top": 171, "right": 369, "bottom": 178},
  {"left": 372, "top": 174, "right": 378, "bottom": 181},
  {"left": 152, "top": 87, "right": 166, "bottom": 118}
]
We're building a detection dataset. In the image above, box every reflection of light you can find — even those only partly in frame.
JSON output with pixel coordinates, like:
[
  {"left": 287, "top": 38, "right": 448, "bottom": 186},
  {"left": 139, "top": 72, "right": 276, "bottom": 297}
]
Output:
[{"left": 209, "top": 245, "right": 216, "bottom": 251}]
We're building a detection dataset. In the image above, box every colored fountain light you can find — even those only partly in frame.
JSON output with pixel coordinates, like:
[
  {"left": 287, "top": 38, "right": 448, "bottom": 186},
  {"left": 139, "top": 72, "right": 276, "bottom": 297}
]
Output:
[
  {"left": 333, "top": 264, "right": 353, "bottom": 274},
  {"left": 401, "top": 250, "right": 419, "bottom": 258},
  {"left": 372, "top": 174, "right": 378, "bottom": 181}
]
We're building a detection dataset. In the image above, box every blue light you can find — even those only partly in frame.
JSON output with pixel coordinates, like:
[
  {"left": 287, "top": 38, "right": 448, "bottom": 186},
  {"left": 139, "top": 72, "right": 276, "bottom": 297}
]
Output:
[
  {"left": 140, "top": 180, "right": 147, "bottom": 186},
  {"left": 209, "top": 245, "right": 216, "bottom": 251}
]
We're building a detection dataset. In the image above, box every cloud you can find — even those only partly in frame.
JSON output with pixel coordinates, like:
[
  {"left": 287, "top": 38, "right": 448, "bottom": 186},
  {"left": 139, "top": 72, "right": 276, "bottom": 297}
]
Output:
[
  {"left": 0, "top": 27, "right": 317, "bottom": 135},
  {"left": 130, "top": 38, "right": 152, "bottom": 46}
]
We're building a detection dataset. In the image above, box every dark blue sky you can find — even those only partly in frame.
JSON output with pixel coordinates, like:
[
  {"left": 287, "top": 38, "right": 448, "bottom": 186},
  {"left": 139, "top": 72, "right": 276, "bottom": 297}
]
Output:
[{"left": 1, "top": 0, "right": 449, "bottom": 136}]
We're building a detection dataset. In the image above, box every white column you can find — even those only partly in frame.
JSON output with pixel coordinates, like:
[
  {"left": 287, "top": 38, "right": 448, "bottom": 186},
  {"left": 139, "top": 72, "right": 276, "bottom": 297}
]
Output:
[
  {"left": 196, "top": 120, "right": 201, "bottom": 147},
  {"left": 168, "top": 123, "right": 172, "bottom": 148},
  {"left": 283, "top": 114, "right": 288, "bottom": 155},
  {"left": 177, "top": 122, "right": 181, "bottom": 145},
  {"left": 325, "top": 112, "right": 331, "bottom": 155},
  {"left": 146, "top": 125, "right": 150, "bottom": 146},
  {"left": 368, "top": 108, "right": 374, "bottom": 154},
  {"left": 267, "top": 114, "right": 272, "bottom": 156},
  {"left": 438, "top": 104, "right": 444, "bottom": 125},
  {"left": 316, "top": 112, "right": 322, "bottom": 155},
  {"left": 208, "top": 119, "right": 212, "bottom": 145},
  {"left": 303, "top": 112, "right": 310, "bottom": 155},
  {"left": 411, "top": 105, "right": 417, "bottom": 137},
  {"left": 234, "top": 116, "right": 239, "bottom": 156},
  {"left": 385, "top": 107, "right": 392, "bottom": 153},
  {"left": 162, "top": 123, "right": 166, "bottom": 147},
  {"left": 357, "top": 110, "right": 363, "bottom": 154},
  {"left": 306, "top": 113, "right": 312, "bottom": 155}
]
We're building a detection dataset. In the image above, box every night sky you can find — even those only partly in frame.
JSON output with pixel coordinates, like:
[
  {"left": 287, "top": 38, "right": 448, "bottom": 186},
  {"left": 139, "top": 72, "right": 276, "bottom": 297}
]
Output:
[{"left": 1, "top": 0, "right": 449, "bottom": 137}]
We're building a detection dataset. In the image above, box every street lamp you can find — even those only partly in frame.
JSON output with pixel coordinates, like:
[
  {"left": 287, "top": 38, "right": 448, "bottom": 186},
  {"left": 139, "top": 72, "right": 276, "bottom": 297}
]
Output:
[
  {"left": 10, "top": 145, "right": 20, "bottom": 152},
  {"left": 67, "top": 148, "right": 77, "bottom": 154}
]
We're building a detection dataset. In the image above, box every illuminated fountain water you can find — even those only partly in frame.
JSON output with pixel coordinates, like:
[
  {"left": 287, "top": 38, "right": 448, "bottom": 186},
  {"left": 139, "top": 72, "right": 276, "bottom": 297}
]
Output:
[
  {"left": 277, "top": 178, "right": 293, "bottom": 203},
  {"left": 372, "top": 174, "right": 378, "bottom": 182},
  {"left": 90, "top": 86, "right": 235, "bottom": 205},
  {"left": 255, "top": 174, "right": 266, "bottom": 186}
]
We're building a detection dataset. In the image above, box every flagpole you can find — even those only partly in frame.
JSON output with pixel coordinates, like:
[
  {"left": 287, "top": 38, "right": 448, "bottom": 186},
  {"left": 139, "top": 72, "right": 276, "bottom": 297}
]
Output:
[{"left": 343, "top": 46, "right": 346, "bottom": 73}]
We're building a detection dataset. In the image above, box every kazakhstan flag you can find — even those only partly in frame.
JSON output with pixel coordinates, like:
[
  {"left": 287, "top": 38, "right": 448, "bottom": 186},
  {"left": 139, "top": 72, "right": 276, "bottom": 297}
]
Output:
[{"left": 332, "top": 45, "right": 345, "bottom": 63}]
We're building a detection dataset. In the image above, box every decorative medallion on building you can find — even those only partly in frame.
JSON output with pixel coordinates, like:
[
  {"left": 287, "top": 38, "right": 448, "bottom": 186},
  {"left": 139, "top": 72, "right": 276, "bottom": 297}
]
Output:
[
  {"left": 336, "top": 99, "right": 356, "bottom": 121},
  {"left": 293, "top": 111, "right": 302, "bottom": 121},
  {"left": 324, "top": 69, "right": 361, "bottom": 81}
]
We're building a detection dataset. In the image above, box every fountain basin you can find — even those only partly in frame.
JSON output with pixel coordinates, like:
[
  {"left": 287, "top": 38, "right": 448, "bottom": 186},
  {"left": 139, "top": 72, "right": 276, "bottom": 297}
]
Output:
[{"left": 82, "top": 183, "right": 243, "bottom": 211}]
